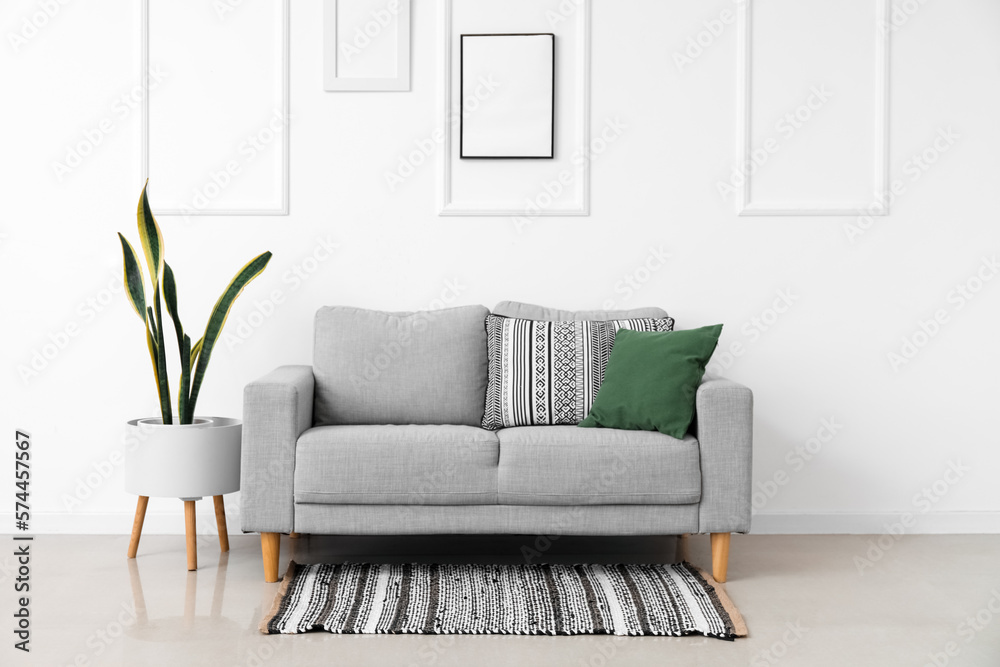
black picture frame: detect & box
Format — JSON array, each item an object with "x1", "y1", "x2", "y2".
[{"x1": 459, "y1": 33, "x2": 556, "y2": 160}]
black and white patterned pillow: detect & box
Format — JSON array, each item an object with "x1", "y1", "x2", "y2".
[{"x1": 482, "y1": 314, "x2": 675, "y2": 430}]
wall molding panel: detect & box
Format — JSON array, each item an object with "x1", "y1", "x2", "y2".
[
  {"x1": 438, "y1": 0, "x2": 591, "y2": 217},
  {"x1": 140, "y1": 0, "x2": 290, "y2": 216},
  {"x1": 736, "y1": 0, "x2": 890, "y2": 217},
  {"x1": 324, "y1": 0, "x2": 411, "y2": 92}
]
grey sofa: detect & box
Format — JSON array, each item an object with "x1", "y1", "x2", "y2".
[{"x1": 241, "y1": 302, "x2": 753, "y2": 583}]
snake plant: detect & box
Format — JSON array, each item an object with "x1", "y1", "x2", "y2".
[{"x1": 118, "y1": 181, "x2": 272, "y2": 424}]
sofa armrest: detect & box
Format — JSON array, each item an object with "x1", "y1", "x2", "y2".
[
  {"x1": 240, "y1": 365, "x2": 314, "y2": 534},
  {"x1": 695, "y1": 376, "x2": 753, "y2": 534}
]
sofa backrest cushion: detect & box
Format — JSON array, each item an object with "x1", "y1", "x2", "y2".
[
  {"x1": 492, "y1": 301, "x2": 669, "y2": 321},
  {"x1": 482, "y1": 313, "x2": 675, "y2": 430},
  {"x1": 313, "y1": 305, "x2": 489, "y2": 426}
]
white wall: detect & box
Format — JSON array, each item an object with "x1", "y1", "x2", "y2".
[{"x1": 2, "y1": 0, "x2": 998, "y2": 535}]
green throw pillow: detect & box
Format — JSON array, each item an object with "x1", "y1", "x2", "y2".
[{"x1": 579, "y1": 324, "x2": 723, "y2": 439}]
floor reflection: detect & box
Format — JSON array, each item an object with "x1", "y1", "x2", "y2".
[{"x1": 124, "y1": 552, "x2": 244, "y2": 646}]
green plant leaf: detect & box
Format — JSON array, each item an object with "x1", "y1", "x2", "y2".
[
  {"x1": 118, "y1": 233, "x2": 147, "y2": 322},
  {"x1": 146, "y1": 306, "x2": 158, "y2": 343},
  {"x1": 190, "y1": 336, "x2": 204, "y2": 370},
  {"x1": 143, "y1": 308, "x2": 164, "y2": 415},
  {"x1": 178, "y1": 334, "x2": 192, "y2": 424},
  {"x1": 136, "y1": 180, "x2": 165, "y2": 286},
  {"x1": 152, "y1": 285, "x2": 172, "y2": 424},
  {"x1": 162, "y1": 263, "x2": 186, "y2": 348},
  {"x1": 187, "y1": 251, "x2": 272, "y2": 414},
  {"x1": 145, "y1": 324, "x2": 160, "y2": 397},
  {"x1": 163, "y1": 263, "x2": 193, "y2": 422}
]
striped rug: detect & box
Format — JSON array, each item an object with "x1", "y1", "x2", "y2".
[{"x1": 260, "y1": 561, "x2": 747, "y2": 639}]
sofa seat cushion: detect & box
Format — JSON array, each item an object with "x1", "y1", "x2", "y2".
[
  {"x1": 295, "y1": 425, "x2": 499, "y2": 505},
  {"x1": 496, "y1": 426, "x2": 700, "y2": 505}
]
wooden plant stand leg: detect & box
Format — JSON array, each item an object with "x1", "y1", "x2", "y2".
[
  {"x1": 127, "y1": 496, "x2": 149, "y2": 559},
  {"x1": 261, "y1": 533, "x2": 281, "y2": 583},
  {"x1": 711, "y1": 532, "x2": 731, "y2": 583},
  {"x1": 213, "y1": 496, "x2": 230, "y2": 553},
  {"x1": 185, "y1": 500, "x2": 198, "y2": 571}
]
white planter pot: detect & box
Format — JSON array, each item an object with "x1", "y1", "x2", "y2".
[{"x1": 124, "y1": 416, "x2": 241, "y2": 498}]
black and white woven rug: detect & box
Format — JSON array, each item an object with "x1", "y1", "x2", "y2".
[{"x1": 261, "y1": 562, "x2": 747, "y2": 639}]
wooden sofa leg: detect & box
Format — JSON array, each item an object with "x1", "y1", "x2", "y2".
[
  {"x1": 261, "y1": 533, "x2": 281, "y2": 583},
  {"x1": 711, "y1": 532, "x2": 731, "y2": 583}
]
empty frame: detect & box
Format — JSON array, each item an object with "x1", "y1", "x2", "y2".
[
  {"x1": 143, "y1": 0, "x2": 289, "y2": 215},
  {"x1": 460, "y1": 33, "x2": 555, "y2": 159},
  {"x1": 736, "y1": 0, "x2": 889, "y2": 216},
  {"x1": 324, "y1": 0, "x2": 411, "y2": 91}
]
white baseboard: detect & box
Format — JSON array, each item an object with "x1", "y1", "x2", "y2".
[
  {"x1": 0, "y1": 509, "x2": 244, "y2": 536},
  {"x1": 2, "y1": 510, "x2": 999, "y2": 535},
  {"x1": 750, "y1": 511, "x2": 1000, "y2": 534}
]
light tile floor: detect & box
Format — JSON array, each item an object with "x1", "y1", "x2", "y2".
[{"x1": 2, "y1": 533, "x2": 998, "y2": 666}]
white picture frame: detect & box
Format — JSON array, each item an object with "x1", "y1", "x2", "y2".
[
  {"x1": 324, "y1": 0, "x2": 411, "y2": 92},
  {"x1": 735, "y1": 0, "x2": 889, "y2": 216},
  {"x1": 141, "y1": 0, "x2": 290, "y2": 216},
  {"x1": 460, "y1": 33, "x2": 555, "y2": 159}
]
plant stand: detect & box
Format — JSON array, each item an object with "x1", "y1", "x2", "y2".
[
  {"x1": 127, "y1": 495, "x2": 231, "y2": 571},
  {"x1": 124, "y1": 416, "x2": 242, "y2": 571}
]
